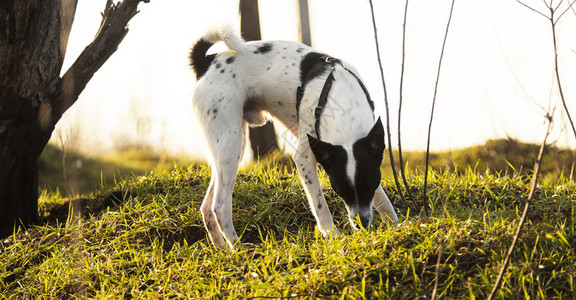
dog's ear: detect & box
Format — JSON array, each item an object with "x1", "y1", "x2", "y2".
[
  {"x1": 359, "y1": 117, "x2": 385, "y2": 159},
  {"x1": 307, "y1": 134, "x2": 340, "y2": 168}
]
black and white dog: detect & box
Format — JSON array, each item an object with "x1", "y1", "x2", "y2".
[{"x1": 189, "y1": 27, "x2": 398, "y2": 250}]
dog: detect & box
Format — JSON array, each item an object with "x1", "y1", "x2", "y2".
[{"x1": 189, "y1": 27, "x2": 398, "y2": 250}]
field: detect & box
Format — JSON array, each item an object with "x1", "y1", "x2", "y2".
[{"x1": 1, "y1": 140, "x2": 575, "y2": 298}]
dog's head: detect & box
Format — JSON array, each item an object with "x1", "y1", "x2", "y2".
[{"x1": 307, "y1": 118, "x2": 385, "y2": 229}]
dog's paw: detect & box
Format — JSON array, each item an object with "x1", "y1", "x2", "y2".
[{"x1": 318, "y1": 225, "x2": 340, "y2": 237}]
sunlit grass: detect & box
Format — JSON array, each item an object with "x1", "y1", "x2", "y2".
[{"x1": 2, "y1": 160, "x2": 575, "y2": 298}]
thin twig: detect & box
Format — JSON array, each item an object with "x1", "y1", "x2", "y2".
[
  {"x1": 489, "y1": 3, "x2": 575, "y2": 295},
  {"x1": 368, "y1": 0, "x2": 408, "y2": 209},
  {"x1": 423, "y1": 0, "x2": 456, "y2": 207},
  {"x1": 549, "y1": 2, "x2": 576, "y2": 139},
  {"x1": 431, "y1": 236, "x2": 443, "y2": 300},
  {"x1": 553, "y1": 0, "x2": 565, "y2": 13},
  {"x1": 516, "y1": 0, "x2": 575, "y2": 140},
  {"x1": 553, "y1": 0, "x2": 576, "y2": 25},
  {"x1": 516, "y1": 0, "x2": 550, "y2": 19},
  {"x1": 396, "y1": 0, "x2": 418, "y2": 211},
  {"x1": 487, "y1": 114, "x2": 553, "y2": 300}
]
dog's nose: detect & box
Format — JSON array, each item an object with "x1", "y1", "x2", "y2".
[
  {"x1": 351, "y1": 213, "x2": 372, "y2": 229},
  {"x1": 347, "y1": 206, "x2": 373, "y2": 230},
  {"x1": 359, "y1": 215, "x2": 371, "y2": 229}
]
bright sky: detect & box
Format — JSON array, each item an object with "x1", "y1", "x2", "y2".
[{"x1": 55, "y1": 0, "x2": 576, "y2": 159}]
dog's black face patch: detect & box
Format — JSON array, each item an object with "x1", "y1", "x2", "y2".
[
  {"x1": 352, "y1": 118, "x2": 385, "y2": 209},
  {"x1": 307, "y1": 135, "x2": 355, "y2": 204},
  {"x1": 308, "y1": 119, "x2": 385, "y2": 227},
  {"x1": 253, "y1": 43, "x2": 273, "y2": 54},
  {"x1": 225, "y1": 56, "x2": 236, "y2": 64},
  {"x1": 352, "y1": 145, "x2": 382, "y2": 208}
]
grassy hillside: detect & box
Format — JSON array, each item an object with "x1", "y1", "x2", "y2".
[
  {"x1": 2, "y1": 160, "x2": 575, "y2": 298},
  {"x1": 385, "y1": 138, "x2": 576, "y2": 179},
  {"x1": 38, "y1": 138, "x2": 576, "y2": 198},
  {"x1": 38, "y1": 144, "x2": 194, "y2": 196}
]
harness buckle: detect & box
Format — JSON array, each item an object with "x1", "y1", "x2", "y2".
[{"x1": 322, "y1": 56, "x2": 339, "y2": 65}]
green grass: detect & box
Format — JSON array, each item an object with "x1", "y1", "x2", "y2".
[
  {"x1": 38, "y1": 138, "x2": 576, "y2": 198},
  {"x1": 38, "y1": 144, "x2": 194, "y2": 196},
  {"x1": 2, "y1": 159, "x2": 575, "y2": 298}
]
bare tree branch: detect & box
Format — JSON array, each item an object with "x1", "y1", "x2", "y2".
[
  {"x1": 48, "y1": 0, "x2": 149, "y2": 129},
  {"x1": 549, "y1": 15, "x2": 576, "y2": 139},
  {"x1": 487, "y1": 113, "x2": 553, "y2": 300},
  {"x1": 423, "y1": 0, "x2": 456, "y2": 205},
  {"x1": 537, "y1": 0, "x2": 576, "y2": 140},
  {"x1": 516, "y1": 0, "x2": 550, "y2": 19},
  {"x1": 553, "y1": 0, "x2": 576, "y2": 24},
  {"x1": 397, "y1": 0, "x2": 418, "y2": 210},
  {"x1": 489, "y1": 1, "x2": 576, "y2": 295},
  {"x1": 367, "y1": 0, "x2": 408, "y2": 209},
  {"x1": 553, "y1": 0, "x2": 565, "y2": 12},
  {"x1": 516, "y1": 0, "x2": 576, "y2": 140}
]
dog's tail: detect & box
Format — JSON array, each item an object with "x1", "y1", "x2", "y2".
[{"x1": 189, "y1": 26, "x2": 247, "y2": 79}]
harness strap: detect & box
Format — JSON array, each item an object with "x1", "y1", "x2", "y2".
[
  {"x1": 315, "y1": 70, "x2": 335, "y2": 137},
  {"x1": 345, "y1": 69, "x2": 375, "y2": 111},
  {"x1": 297, "y1": 55, "x2": 374, "y2": 138}
]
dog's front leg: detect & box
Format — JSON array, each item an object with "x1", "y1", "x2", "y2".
[
  {"x1": 293, "y1": 140, "x2": 340, "y2": 236},
  {"x1": 374, "y1": 185, "x2": 398, "y2": 223}
]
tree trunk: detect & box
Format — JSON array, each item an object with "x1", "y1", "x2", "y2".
[
  {"x1": 0, "y1": 90, "x2": 48, "y2": 237},
  {"x1": 296, "y1": 0, "x2": 312, "y2": 46},
  {"x1": 0, "y1": 0, "x2": 65, "y2": 237},
  {"x1": 0, "y1": 0, "x2": 147, "y2": 238},
  {"x1": 239, "y1": 0, "x2": 278, "y2": 159}
]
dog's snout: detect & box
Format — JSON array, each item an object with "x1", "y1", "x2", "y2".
[
  {"x1": 348, "y1": 210, "x2": 373, "y2": 230},
  {"x1": 359, "y1": 215, "x2": 371, "y2": 229}
]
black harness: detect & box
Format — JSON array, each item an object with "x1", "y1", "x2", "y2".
[{"x1": 296, "y1": 55, "x2": 375, "y2": 138}]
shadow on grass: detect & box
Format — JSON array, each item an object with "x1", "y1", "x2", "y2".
[{"x1": 37, "y1": 145, "x2": 197, "y2": 235}]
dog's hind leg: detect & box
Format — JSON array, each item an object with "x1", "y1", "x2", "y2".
[
  {"x1": 208, "y1": 126, "x2": 245, "y2": 250},
  {"x1": 200, "y1": 128, "x2": 246, "y2": 249},
  {"x1": 194, "y1": 81, "x2": 248, "y2": 249},
  {"x1": 374, "y1": 185, "x2": 398, "y2": 224},
  {"x1": 200, "y1": 176, "x2": 227, "y2": 248}
]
